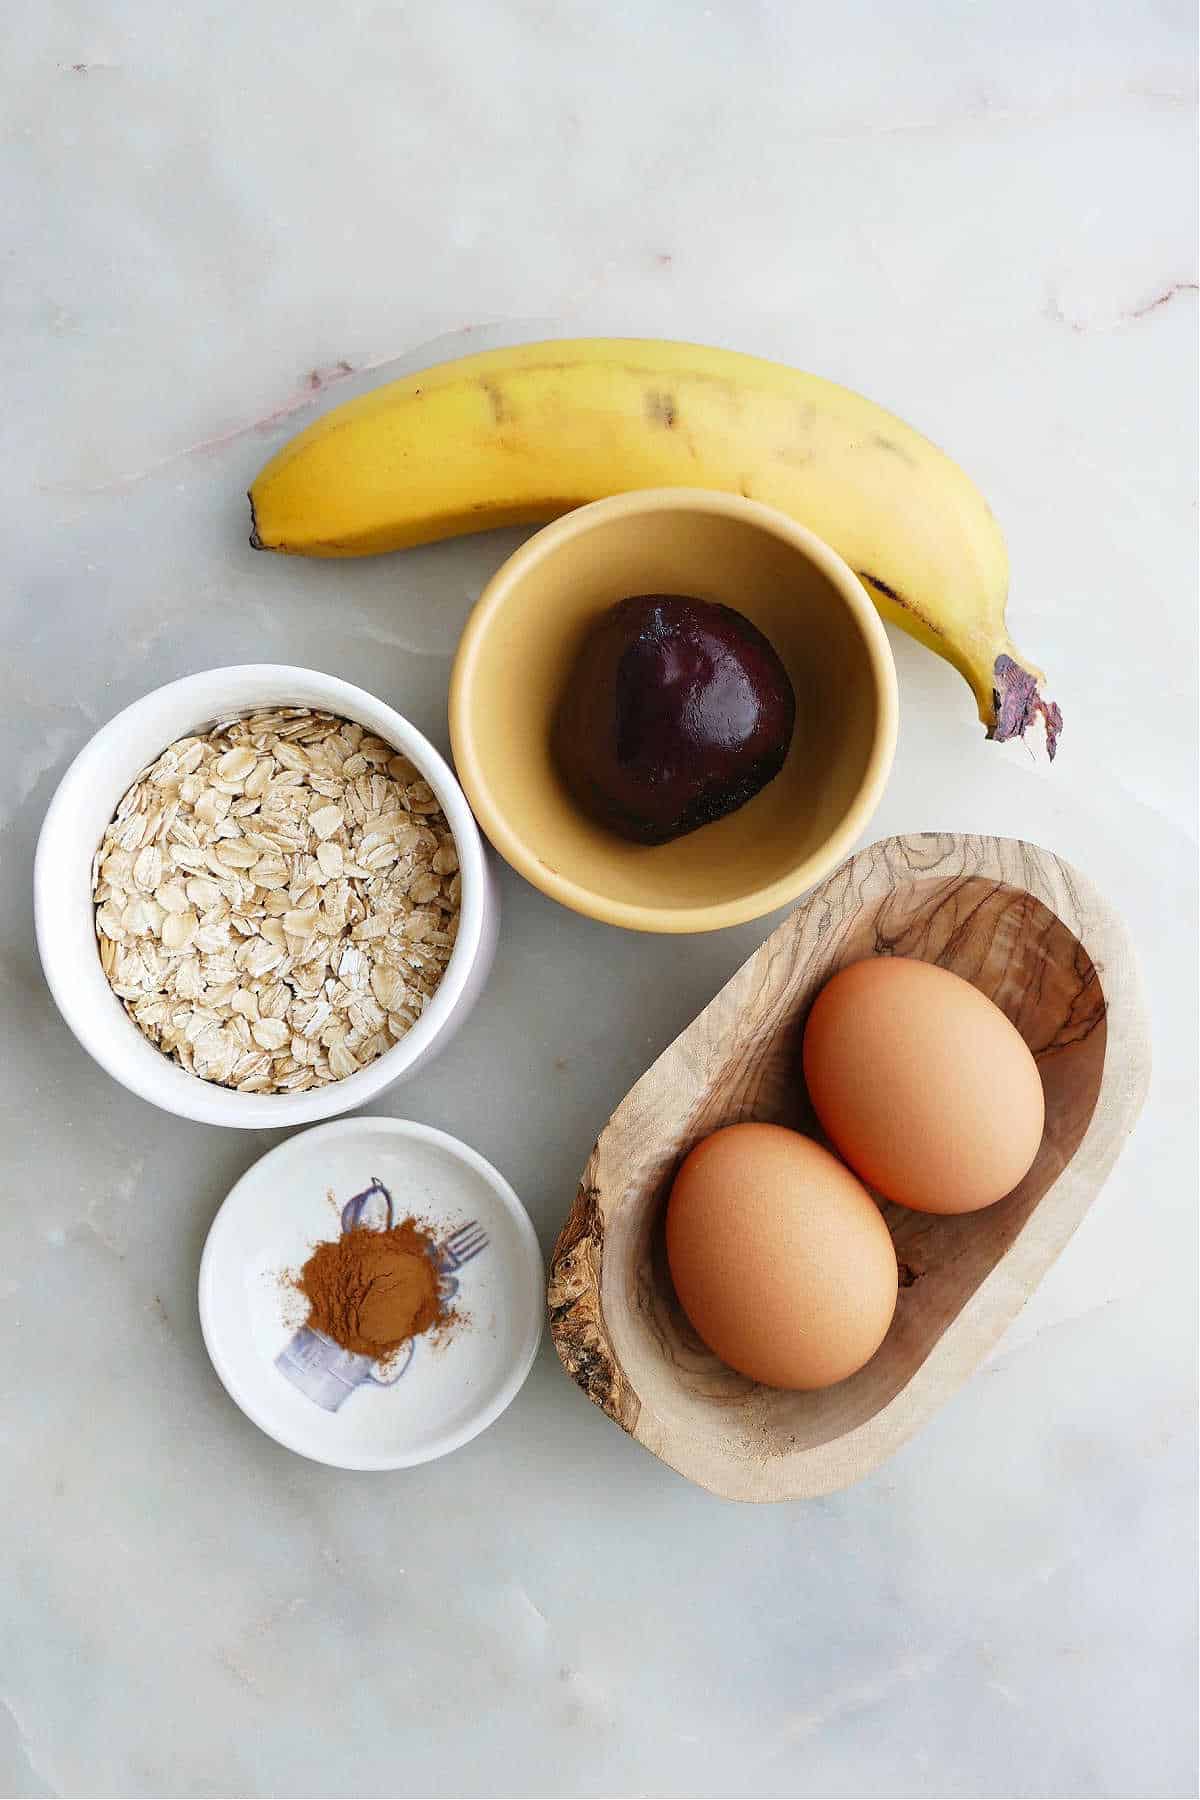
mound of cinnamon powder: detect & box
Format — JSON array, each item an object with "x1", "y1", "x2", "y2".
[{"x1": 294, "y1": 1219, "x2": 445, "y2": 1361}]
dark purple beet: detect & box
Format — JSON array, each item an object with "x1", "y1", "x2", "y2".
[{"x1": 554, "y1": 595, "x2": 795, "y2": 845}]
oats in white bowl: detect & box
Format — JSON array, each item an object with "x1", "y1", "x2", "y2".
[{"x1": 91, "y1": 708, "x2": 460, "y2": 1093}]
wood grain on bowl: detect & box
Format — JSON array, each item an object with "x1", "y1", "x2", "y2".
[{"x1": 547, "y1": 834, "x2": 1150, "y2": 1501}]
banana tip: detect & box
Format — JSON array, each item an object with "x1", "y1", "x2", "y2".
[
  {"x1": 992, "y1": 654, "x2": 1062, "y2": 760},
  {"x1": 247, "y1": 491, "x2": 264, "y2": 551}
]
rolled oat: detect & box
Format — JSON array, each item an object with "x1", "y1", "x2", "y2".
[{"x1": 91, "y1": 709, "x2": 461, "y2": 1092}]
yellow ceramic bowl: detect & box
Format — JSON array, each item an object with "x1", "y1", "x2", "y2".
[{"x1": 449, "y1": 489, "x2": 898, "y2": 933}]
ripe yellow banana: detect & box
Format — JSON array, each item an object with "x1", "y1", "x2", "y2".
[{"x1": 249, "y1": 338, "x2": 1060, "y2": 752}]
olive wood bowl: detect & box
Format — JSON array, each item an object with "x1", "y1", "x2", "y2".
[{"x1": 547, "y1": 833, "x2": 1149, "y2": 1501}]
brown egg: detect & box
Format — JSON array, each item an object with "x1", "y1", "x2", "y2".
[
  {"x1": 665, "y1": 1122, "x2": 898, "y2": 1390},
  {"x1": 802, "y1": 956, "x2": 1045, "y2": 1215}
]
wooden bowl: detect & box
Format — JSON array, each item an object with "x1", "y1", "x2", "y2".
[{"x1": 547, "y1": 833, "x2": 1150, "y2": 1501}]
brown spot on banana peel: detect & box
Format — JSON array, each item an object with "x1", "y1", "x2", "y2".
[
  {"x1": 645, "y1": 390, "x2": 678, "y2": 428},
  {"x1": 856, "y1": 570, "x2": 945, "y2": 639},
  {"x1": 869, "y1": 433, "x2": 918, "y2": 466},
  {"x1": 481, "y1": 380, "x2": 511, "y2": 426}
]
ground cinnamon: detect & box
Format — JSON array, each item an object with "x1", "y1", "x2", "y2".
[{"x1": 294, "y1": 1219, "x2": 445, "y2": 1361}]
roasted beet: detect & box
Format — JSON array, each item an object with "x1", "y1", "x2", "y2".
[{"x1": 554, "y1": 595, "x2": 795, "y2": 845}]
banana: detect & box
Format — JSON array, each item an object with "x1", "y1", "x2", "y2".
[{"x1": 249, "y1": 338, "x2": 1060, "y2": 753}]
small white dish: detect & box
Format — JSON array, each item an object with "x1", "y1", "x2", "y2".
[
  {"x1": 34, "y1": 665, "x2": 498, "y2": 1128},
  {"x1": 198, "y1": 1117, "x2": 544, "y2": 1469}
]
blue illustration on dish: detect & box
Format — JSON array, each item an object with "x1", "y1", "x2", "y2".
[{"x1": 274, "y1": 1178, "x2": 488, "y2": 1414}]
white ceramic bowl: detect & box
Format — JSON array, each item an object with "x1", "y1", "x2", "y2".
[
  {"x1": 34, "y1": 665, "x2": 498, "y2": 1128},
  {"x1": 199, "y1": 1117, "x2": 544, "y2": 1469}
]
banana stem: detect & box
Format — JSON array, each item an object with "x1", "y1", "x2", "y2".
[{"x1": 992, "y1": 654, "x2": 1063, "y2": 759}]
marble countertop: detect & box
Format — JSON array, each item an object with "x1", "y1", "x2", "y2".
[{"x1": 3, "y1": 3, "x2": 1196, "y2": 1795}]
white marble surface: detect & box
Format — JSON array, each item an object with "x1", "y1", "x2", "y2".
[{"x1": 3, "y1": 3, "x2": 1197, "y2": 1795}]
